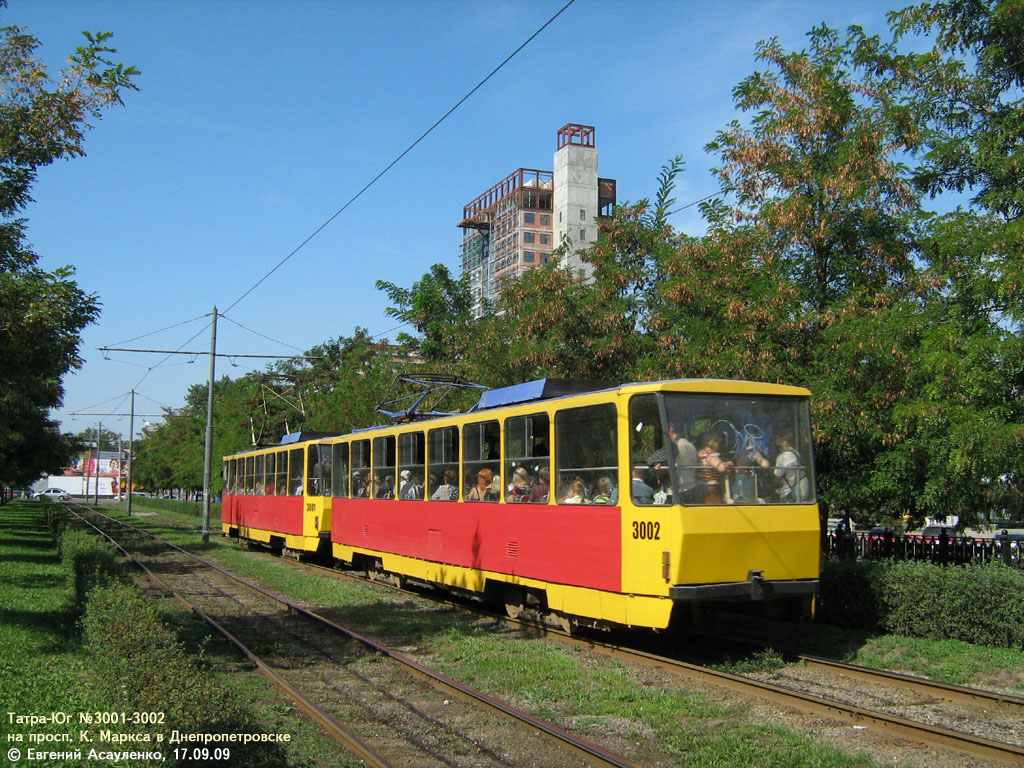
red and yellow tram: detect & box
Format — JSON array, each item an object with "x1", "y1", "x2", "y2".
[{"x1": 222, "y1": 378, "x2": 820, "y2": 630}]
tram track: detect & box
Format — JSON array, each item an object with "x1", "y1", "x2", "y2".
[
  {"x1": 78, "y1": 503, "x2": 1024, "y2": 766},
  {"x1": 62, "y1": 503, "x2": 640, "y2": 768},
  {"x1": 231, "y1": 522, "x2": 1024, "y2": 766}
]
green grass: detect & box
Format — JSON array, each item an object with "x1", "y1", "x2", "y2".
[
  {"x1": 0, "y1": 503, "x2": 90, "y2": 764},
  {"x1": 854, "y1": 635, "x2": 1024, "y2": 690}
]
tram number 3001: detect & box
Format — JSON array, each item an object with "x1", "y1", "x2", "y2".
[{"x1": 631, "y1": 521, "x2": 661, "y2": 540}]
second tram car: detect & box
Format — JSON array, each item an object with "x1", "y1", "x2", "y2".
[{"x1": 222, "y1": 379, "x2": 820, "y2": 630}]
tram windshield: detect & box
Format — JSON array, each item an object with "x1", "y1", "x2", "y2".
[{"x1": 631, "y1": 393, "x2": 815, "y2": 506}]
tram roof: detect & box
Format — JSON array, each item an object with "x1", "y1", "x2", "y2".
[{"x1": 472, "y1": 378, "x2": 618, "y2": 411}]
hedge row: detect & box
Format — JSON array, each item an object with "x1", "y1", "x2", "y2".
[
  {"x1": 818, "y1": 559, "x2": 1024, "y2": 649},
  {"x1": 45, "y1": 507, "x2": 126, "y2": 611},
  {"x1": 82, "y1": 582, "x2": 287, "y2": 766}
]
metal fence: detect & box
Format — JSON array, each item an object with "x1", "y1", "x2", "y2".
[{"x1": 826, "y1": 530, "x2": 1023, "y2": 568}]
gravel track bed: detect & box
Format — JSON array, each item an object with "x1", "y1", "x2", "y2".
[{"x1": 740, "y1": 662, "x2": 1024, "y2": 764}]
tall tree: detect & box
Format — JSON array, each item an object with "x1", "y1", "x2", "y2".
[
  {"x1": 0, "y1": 11, "x2": 138, "y2": 487},
  {"x1": 376, "y1": 264, "x2": 474, "y2": 363}
]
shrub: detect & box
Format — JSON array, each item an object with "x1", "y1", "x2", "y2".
[
  {"x1": 82, "y1": 582, "x2": 289, "y2": 767},
  {"x1": 819, "y1": 559, "x2": 1024, "y2": 649},
  {"x1": 816, "y1": 559, "x2": 883, "y2": 629},
  {"x1": 60, "y1": 529, "x2": 125, "y2": 610},
  {"x1": 45, "y1": 505, "x2": 69, "y2": 546}
]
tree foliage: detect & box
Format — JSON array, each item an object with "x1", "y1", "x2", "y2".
[{"x1": 0, "y1": 12, "x2": 138, "y2": 488}]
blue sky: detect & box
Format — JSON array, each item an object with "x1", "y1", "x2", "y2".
[{"x1": 12, "y1": 0, "x2": 898, "y2": 440}]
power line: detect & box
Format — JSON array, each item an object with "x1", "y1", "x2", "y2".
[
  {"x1": 98, "y1": 346, "x2": 324, "y2": 360},
  {"x1": 107, "y1": 313, "x2": 210, "y2": 347},
  {"x1": 666, "y1": 191, "x2": 720, "y2": 216},
  {"x1": 221, "y1": 0, "x2": 577, "y2": 316},
  {"x1": 220, "y1": 314, "x2": 305, "y2": 352}
]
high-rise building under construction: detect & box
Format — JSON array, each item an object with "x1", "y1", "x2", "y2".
[{"x1": 457, "y1": 124, "x2": 616, "y2": 316}]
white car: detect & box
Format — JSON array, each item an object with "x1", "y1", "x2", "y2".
[{"x1": 36, "y1": 488, "x2": 71, "y2": 501}]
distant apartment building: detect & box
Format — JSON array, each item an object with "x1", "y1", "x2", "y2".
[{"x1": 458, "y1": 124, "x2": 616, "y2": 315}]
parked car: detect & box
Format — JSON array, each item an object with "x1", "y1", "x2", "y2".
[{"x1": 35, "y1": 488, "x2": 70, "y2": 501}]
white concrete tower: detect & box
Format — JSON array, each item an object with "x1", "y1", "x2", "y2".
[{"x1": 553, "y1": 124, "x2": 599, "y2": 280}]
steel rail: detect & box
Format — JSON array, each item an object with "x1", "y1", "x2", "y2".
[
  {"x1": 796, "y1": 654, "x2": 1024, "y2": 713},
  {"x1": 73, "y1": 505, "x2": 639, "y2": 768},
  {"x1": 63, "y1": 503, "x2": 393, "y2": 768}
]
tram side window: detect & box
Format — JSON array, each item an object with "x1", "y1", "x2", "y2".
[
  {"x1": 555, "y1": 404, "x2": 618, "y2": 504},
  {"x1": 629, "y1": 394, "x2": 671, "y2": 506},
  {"x1": 244, "y1": 455, "x2": 255, "y2": 494},
  {"x1": 398, "y1": 432, "x2": 425, "y2": 501},
  {"x1": 274, "y1": 451, "x2": 287, "y2": 496},
  {"x1": 350, "y1": 439, "x2": 370, "y2": 497},
  {"x1": 463, "y1": 420, "x2": 500, "y2": 502},
  {"x1": 226, "y1": 460, "x2": 236, "y2": 494},
  {"x1": 427, "y1": 427, "x2": 459, "y2": 501},
  {"x1": 254, "y1": 454, "x2": 265, "y2": 495},
  {"x1": 265, "y1": 452, "x2": 277, "y2": 495},
  {"x1": 307, "y1": 443, "x2": 332, "y2": 497},
  {"x1": 288, "y1": 448, "x2": 304, "y2": 496},
  {"x1": 372, "y1": 436, "x2": 396, "y2": 499},
  {"x1": 504, "y1": 413, "x2": 550, "y2": 503},
  {"x1": 332, "y1": 443, "x2": 350, "y2": 498}
]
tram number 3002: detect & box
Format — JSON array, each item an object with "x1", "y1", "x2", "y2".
[{"x1": 632, "y1": 521, "x2": 661, "y2": 540}]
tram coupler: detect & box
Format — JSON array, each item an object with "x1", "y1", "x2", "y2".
[{"x1": 747, "y1": 569, "x2": 767, "y2": 601}]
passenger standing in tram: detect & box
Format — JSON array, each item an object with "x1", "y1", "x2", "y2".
[
  {"x1": 773, "y1": 430, "x2": 808, "y2": 501},
  {"x1": 696, "y1": 432, "x2": 733, "y2": 503},
  {"x1": 669, "y1": 423, "x2": 699, "y2": 502}
]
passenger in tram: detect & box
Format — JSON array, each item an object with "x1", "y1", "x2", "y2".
[
  {"x1": 466, "y1": 468, "x2": 495, "y2": 501},
  {"x1": 773, "y1": 430, "x2": 808, "y2": 501},
  {"x1": 668, "y1": 422, "x2": 699, "y2": 502},
  {"x1": 631, "y1": 466, "x2": 655, "y2": 504},
  {"x1": 652, "y1": 465, "x2": 673, "y2": 505},
  {"x1": 352, "y1": 471, "x2": 367, "y2": 497},
  {"x1": 696, "y1": 431, "x2": 733, "y2": 503},
  {"x1": 431, "y1": 469, "x2": 459, "y2": 500},
  {"x1": 403, "y1": 473, "x2": 424, "y2": 500},
  {"x1": 378, "y1": 474, "x2": 396, "y2": 499},
  {"x1": 508, "y1": 466, "x2": 532, "y2": 501},
  {"x1": 560, "y1": 478, "x2": 587, "y2": 504},
  {"x1": 489, "y1": 472, "x2": 503, "y2": 501},
  {"x1": 528, "y1": 466, "x2": 550, "y2": 503},
  {"x1": 398, "y1": 470, "x2": 411, "y2": 499},
  {"x1": 591, "y1": 476, "x2": 616, "y2": 504}
]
